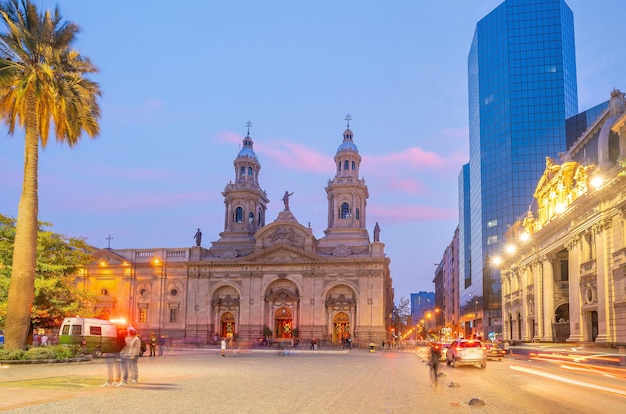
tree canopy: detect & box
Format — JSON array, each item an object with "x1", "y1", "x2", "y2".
[{"x1": 0, "y1": 213, "x2": 97, "y2": 330}]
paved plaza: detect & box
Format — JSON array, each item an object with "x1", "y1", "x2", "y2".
[{"x1": 3, "y1": 346, "x2": 623, "y2": 413}]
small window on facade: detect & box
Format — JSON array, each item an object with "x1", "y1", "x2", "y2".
[
  {"x1": 170, "y1": 288, "x2": 178, "y2": 296},
  {"x1": 352, "y1": 161, "x2": 355, "y2": 170},
  {"x1": 344, "y1": 160, "x2": 349, "y2": 170},
  {"x1": 140, "y1": 288, "x2": 148, "y2": 296},
  {"x1": 487, "y1": 235, "x2": 498, "y2": 245},
  {"x1": 248, "y1": 167, "x2": 253, "y2": 176},
  {"x1": 340, "y1": 202, "x2": 350, "y2": 219},
  {"x1": 249, "y1": 212, "x2": 254, "y2": 223},
  {"x1": 170, "y1": 309, "x2": 178, "y2": 323},
  {"x1": 356, "y1": 208, "x2": 360, "y2": 219},
  {"x1": 235, "y1": 207, "x2": 243, "y2": 223},
  {"x1": 338, "y1": 161, "x2": 341, "y2": 171},
  {"x1": 258, "y1": 209, "x2": 263, "y2": 226},
  {"x1": 487, "y1": 219, "x2": 497, "y2": 228},
  {"x1": 101, "y1": 288, "x2": 109, "y2": 296},
  {"x1": 139, "y1": 308, "x2": 147, "y2": 323},
  {"x1": 240, "y1": 166, "x2": 245, "y2": 176}
]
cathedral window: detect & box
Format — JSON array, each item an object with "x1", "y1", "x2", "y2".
[
  {"x1": 235, "y1": 207, "x2": 243, "y2": 223},
  {"x1": 240, "y1": 166, "x2": 245, "y2": 176},
  {"x1": 338, "y1": 161, "x2": 341, "y2": 171},
  {"x1": 258, "y1": 209, "x2": 263, "y2": 226},
  {"x1": 248, "y1": 167, "x2": 253, "y2": 176},
  {"x1": 352, "y1": 161, "x2": 355, "y2": 170},
  {"x1": 249, "y1": 212, "x2": 254, "y2": 223},
  {"x1": 340, "y1": 202, "x2": 350, "y2": 219},
  {"x1": 356, "y1": 208, "x2": 360, "y2": 219},
  {"x1": 170, "y1": 308, "x2": 178, "y2": 323},
  {"x1": 344, "y1": 160, "x2": 349, "y2": 170}
]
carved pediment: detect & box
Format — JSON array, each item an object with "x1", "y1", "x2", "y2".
[
  {"x1": 90, "y1": 249, "x2": 131, "y2": 266},
  {"x1": 243, "y1": 244, "x2": 321, "y2": 263}
]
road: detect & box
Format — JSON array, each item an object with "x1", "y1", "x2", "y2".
[{"x1": 0, "y1": 347, "x2": 624, "y2": 413}]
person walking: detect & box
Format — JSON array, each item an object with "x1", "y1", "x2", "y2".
[
  {"x1": 149, "y1": 332, "x2": 157, "y2": 357},
  {"x1": 221, "y1": 337, "x2": 227, "y2": 357},
  {"x1": 118, "y1": 328, "x2": 142, "y2": 386},
  {"x1": 429, "y1": 343, "x2": 442, "y2": 387}
]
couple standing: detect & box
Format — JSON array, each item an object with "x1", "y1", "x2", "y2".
[{"x1": 103, "y1": 328, "x2": 142, "y2": 387}]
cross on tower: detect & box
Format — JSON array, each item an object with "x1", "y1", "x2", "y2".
[
  {"x1": 246, "y1": 120, "x2": 253, "y2": 135},
  {"x1": 345, "y1": 113, "x2": 352, "y2": 128},
  {"x1": 105, "y1": 235, "x2": 114, "y2": 249}
]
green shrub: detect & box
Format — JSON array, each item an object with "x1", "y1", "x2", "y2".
[
  {"x1": 53, "y1": 344, "x2": 81, "y2": 359},
  {"x1": 0, "y1": 349, "x2": 9, "y2": 360},
  {"x1": 6, "y1": 349, "x2": 26, "y2": 360},
  {"x1": 24, "y1": 347, "x2": 56, "y2": 360}
]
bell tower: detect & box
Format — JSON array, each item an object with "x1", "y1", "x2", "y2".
[
  {"x1": 319, "y1": 115, "x2": 370, "y2": 250},
  {"x1": 211, "y1": 121, "x2": 269, "y2": 254}
]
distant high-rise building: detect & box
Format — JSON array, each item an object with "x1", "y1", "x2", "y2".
[{"x1": 463, "y1": 0, "x2": 578, "y2": 339}]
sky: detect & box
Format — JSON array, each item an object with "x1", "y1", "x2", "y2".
[{"x1": 1, "y1": 0, "x2": 625, "y2": 303}]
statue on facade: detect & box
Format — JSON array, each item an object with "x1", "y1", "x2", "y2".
[
  {"x1": 374, "y1": 222, "x2": 381, "y2": 242},
  {"x1": 282, "y1": 191, "x2": 294, "y2": 211},
  {"x1": 194, "y1": 228, "x2": 202, "y2": 247}
]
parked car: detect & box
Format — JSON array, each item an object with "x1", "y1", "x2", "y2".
[{"x1": 445, "y1": 339, "x2": 487, "y2": 368}]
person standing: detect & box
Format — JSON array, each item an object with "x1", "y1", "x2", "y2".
[
  {"x1": 102, "y1": 329, "x2": 125, "y2": 386},
  {"x1": 118, "y1": 328, "x2": 142, "y2": 386},
  {"x1": 149, "y1": 332, "x2": 157, "y2": 357},
  {"x1": 221, "y1": 337, "x2": 227, "y2": 357}
]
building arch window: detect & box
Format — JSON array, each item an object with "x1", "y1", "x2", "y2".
[
  {"x1": 344, "y1": 160, "x2": 349, "y2": 170},
  {"x1": 340, "y1": 202, "x2": 350, "y2": 219},
  {"x1": 338, "y1": 161, "x2": 341, "y2": 171},
  {"x1": 355, "y1": 208, "x2": 360, "y2": 219},
  {"x1": 249, "y1": 212, "x2": 254, "y2": 223},
  {"x1": 258, "y1": 209, "x2": 263, "y2": 226},
  {"x1": 235, "y1": 207, "x2": 243, "y2": 223},
  {"x1": 240, "y1": 166, "x2": 245, "y2": 176},
  {"x1": 352, "y1": 161, "x2": 355, "y2": 170},
  {"x1": 248, "y1": 167, "x2": 253, "y2": 176}
]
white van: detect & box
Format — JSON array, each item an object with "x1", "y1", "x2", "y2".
[{"x1": 59, "y1": 317, "x2": 132, "y2": 357}]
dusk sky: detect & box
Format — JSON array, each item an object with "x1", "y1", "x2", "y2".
[{"x1": 1, "y1": 1, "x2": 625, "y2": 302}]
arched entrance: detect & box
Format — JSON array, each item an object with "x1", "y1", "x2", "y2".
[
  {"x1": 332, "y1": 312, "x2": 350, "y2": 344},
  {"x1": 274, "y1": 307, "x2": 293, "y2": 339},
  {"x1": 220, "y1": 311, "x2": 236, "y2": 339}
]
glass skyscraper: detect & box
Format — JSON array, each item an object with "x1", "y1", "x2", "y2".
[{"x1": 463, "y1": 0, "x2": 578, "y2": 338}]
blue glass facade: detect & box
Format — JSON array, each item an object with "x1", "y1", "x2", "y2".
[
  {"x1": 457, "y1": 164, "x2": 471, "y2": 290},
  {"x1": 465, "y1": 0, "x2": 578, "y2": 325}
]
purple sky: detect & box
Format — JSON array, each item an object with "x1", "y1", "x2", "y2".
[{"x1": 1, "y1": 1, "x2": 625, "y2": 302}]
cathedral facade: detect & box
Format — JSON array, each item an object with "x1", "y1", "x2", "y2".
[{"x1": 82, "y1": 122, "x2": 393, "y2": 348}]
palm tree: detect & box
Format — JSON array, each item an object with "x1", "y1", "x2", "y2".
[{"x1": 0, "y1": 0, "x2": 100, "y2": 350}]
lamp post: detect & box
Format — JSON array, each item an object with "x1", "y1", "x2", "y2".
[{"x1": 473, "y1": 297, "x2": 478, "y2": 339}]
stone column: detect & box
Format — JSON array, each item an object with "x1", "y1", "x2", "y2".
[
  {"x1": 541, "y1": 255, "x2": 555, "y2": 341},
  {"x1": 566, "y1": 236, "x2": 584, "y2": 342},
  {"x1": 593, "y1": 219, "x2": 611, "y2": 344}
]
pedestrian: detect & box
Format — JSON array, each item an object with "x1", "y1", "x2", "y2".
[
  {"x1": 158, "y1": 335, "x2": 165, "y2": 356},
  {"x1": 149, "y1": 332, "x2": 157, "y2": 357},
  {"x1": 221, "y1": 337, "x2": 227, "y2": 357},
  {"x1": 118, "y1": 328, "x2": 142, "y2": 386},
  {"x1": 32, "y1": 332, "x2": 40, "y2": 347},
  {"x1": 40, "y1": 332, "x2": 49, "y2": 347}
]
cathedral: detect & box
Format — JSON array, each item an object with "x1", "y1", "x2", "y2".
[{"x1": 83, "y1": 120, "x2": 394, "y2": 348}]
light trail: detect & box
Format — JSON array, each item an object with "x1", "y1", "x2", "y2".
[{"x1": 510, "y1": 365, "x2": 626, "y2": 397}]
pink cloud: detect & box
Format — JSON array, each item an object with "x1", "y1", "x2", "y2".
[
  {"x1": 216, "y1": 131, "x2": 243, "y2": 144},
  {"x1": 385, "y1": 178, "x2": 424, "y2": 194},
  {"x1": 258, "y1": 141, "x2": 334, "y2": 173},
  {"x1": 363, "y1": 147, "x2": 445, "y2": 169}
]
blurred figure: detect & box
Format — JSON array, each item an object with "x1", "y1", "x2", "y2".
[
  {"x1": 221, "y1": 337, "x2": 227, "y2": 357},
  {"x1": 118, "y1": 328, "x2": 141, "y2": 386},
  {"x1": 149, "y1": 332, "x2": 157, "y2": 357}
]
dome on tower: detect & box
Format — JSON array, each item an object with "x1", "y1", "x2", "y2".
[
  {"x1": 238, "y1": 134, "x2": 258, "y2": 161},
  {"x1": 337, "y1": 128, "x2": 359, "y2": 153}
]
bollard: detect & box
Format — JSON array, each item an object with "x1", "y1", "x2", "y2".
[{"x1": 369, "y1": 343, "x2": 376, "y2": 353}]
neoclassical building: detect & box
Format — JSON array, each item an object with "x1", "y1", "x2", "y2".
[
  {"x1": 499, "y1": 90, "x2": 626, "y2": 346},
  {"x1": 81, "y1": 121, "x2": 393, "y2": 347}
]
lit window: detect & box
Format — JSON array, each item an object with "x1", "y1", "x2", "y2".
[
  {"x1": 139, "y1": 308, "x2": 147, "y2": 323},
  {"x1": 487, "y1": 219, "x2": 498, "y2": 228},
  {"x1": 487, "y1": 235, "x2": 498, "y2": 245}
]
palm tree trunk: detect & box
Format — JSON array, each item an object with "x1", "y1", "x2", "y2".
[{"x1": 4, "y1": 91, "x2": 39, "y2": 351}]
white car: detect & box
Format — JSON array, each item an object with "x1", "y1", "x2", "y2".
[{"x1": 445, "y1": 339, "x2": 487, "y2": 368}]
